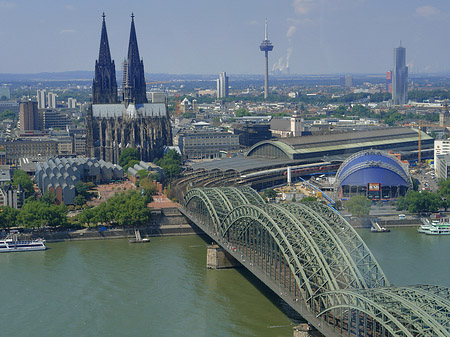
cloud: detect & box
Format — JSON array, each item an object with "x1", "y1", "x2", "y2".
[
  {"x1": 293, "y1": 0, "x2": 316, "y2": 15},
  {"x1": 60, "y1": 29, "x2": 77, "y2": 34},
  {"x1": 64, "y1": 4, "x2": 75, "y2": 11},
  {"x1": 287, "y1": 25, "x2": 297, "y2": 38},
  {"x1": 0, "y1": 1, "x2": 16, "y2": 9},
  {"x1": 415, "y1": 6, "x2": 439, "y2": 17}
]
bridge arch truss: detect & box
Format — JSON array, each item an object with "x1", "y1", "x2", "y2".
[{"x1": 183, "y1": 187, "x2": 450, "y2": 336}]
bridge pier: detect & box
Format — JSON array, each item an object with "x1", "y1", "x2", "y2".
[
  {"x1": 293, "y1": 323, "x2": 324, "y2": 337},
  {"x1": 207, "y1": 244, "x2": 240, "y2": 269}
]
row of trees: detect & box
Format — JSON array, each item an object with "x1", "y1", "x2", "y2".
[
  {"x1": 0, "y1": 192, "x2": 68, "y2": 229},
  {"x1": 76, "y1": 190, "x2": 151, "y2": 227}
]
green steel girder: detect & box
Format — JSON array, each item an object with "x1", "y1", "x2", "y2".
[
  {"x1": 222, "y1": 204, "x2": 314, "y2": 300},
  {"x1": 357, "y1": 288, "x2": 450, "y2": 336},
  {"x1": 282, "y1": 203, "x2": 366, "y2": 290},
  {"x1": 314, "y1": 290, "x2": 414, "y2": 337},
  {"x1": 221, "y1": 203, "x2": 343, "y2": 305},
  {"x1": 384, "y1": 287, "x2": 450, "y2": 331},
  {"x1": 184, "y1": 188, "x2": 221, "y2": 233},
  {"x1": 238, "y1": 185, "x2": 266, "y2": 205},
  {"x1": 183, "y1": 187, "x2": 450, "y2": 337},
  {"x1": 305, "y1": 202, "x2": 389, "y2": 288}
]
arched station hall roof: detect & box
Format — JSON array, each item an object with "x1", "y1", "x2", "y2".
[{"x1": 335, "y1": 149, "x2": 412, "y2": 188}]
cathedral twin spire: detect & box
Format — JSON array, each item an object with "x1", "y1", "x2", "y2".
[{"x1": 93, "y1": 13, "x2": 147, "y2": 105}]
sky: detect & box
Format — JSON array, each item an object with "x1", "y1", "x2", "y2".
[{"x1": 0, "y1": 0, "x2": 449, "y2": 75}]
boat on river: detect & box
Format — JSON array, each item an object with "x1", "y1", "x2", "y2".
[
  {"x1": 418, "y1": 219, "x2": 450, "y2": 235},
  {"x1": 0, "y1": 231, "x2": 46, "y2": 252}
]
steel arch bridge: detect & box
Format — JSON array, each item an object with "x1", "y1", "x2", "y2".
[{"x1": 182, "y1": 187, "x2": 450, "y2": 337}]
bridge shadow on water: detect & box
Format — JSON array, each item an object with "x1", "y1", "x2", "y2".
[{"x1": 196, "y1": 233, "x2": 305, "y2": 326}]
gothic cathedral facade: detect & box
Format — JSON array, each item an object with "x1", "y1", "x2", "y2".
[{"x1": 86, "y1": 14, "x2": 172, "y2": 164}]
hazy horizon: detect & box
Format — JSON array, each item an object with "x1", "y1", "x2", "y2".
[{"x1": 1, "y1": 0, "x2": 449, "y2": 75}]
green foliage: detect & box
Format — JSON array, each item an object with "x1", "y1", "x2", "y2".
[
  {"x1": 263, "y1": 189, "x2": 277, "y2": 200},
  {"x1": 75, "y1": 182, "x2": 90, "y2": 199},
  {"x1": 396, "y1": 190, "x2": 441, "y2": 214},
  {"x1": 41, "y1": 190, "x2": 57, "y2": 205},
  {"x1": 154, "y1": 150, "x2": 182, "y2": 181},
  {"x1": 12, "y1": 169, "x2": 34, "y2": 197},
  {"x1": 0, "y1": 206, "x2": 19, "y2": 228},
  {"x1": 17, "y1": 199, "x2": 68, "y2": 228},
  {"x1": 77, "y1": 190, "x2": 151, "y2": 227},
  {"x1": 119, "y1": 148, "x2": 139, "y2": 168},
  {"x1": 74, "y1": 195, "x2": 87, "y2": 207},
  {"x1": 139, "y1": 177, "x2": 157, "y2": 202},
  {"x1": 123, "y1": 159, "x2": 140, "y2": 172},
  {"x1": 351, "y1": 104, "x2": 371, "y2": 117},
  {"x1": 235, "y1": 108, "x2": 250, "y2": 117},
  {"x1": 346, "y1": 195, "x2": 372, "y2": 217},
  {"x1": 300, "y1": 196, "x2": 317, "y2": 202},
  {"x1": 0, "y1": 109, "x2": 16, "y2": 121},
  {"x1": 137, "y1": 169, "x2": 149, "y2": 178}
]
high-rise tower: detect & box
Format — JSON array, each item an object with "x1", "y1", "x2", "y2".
[
  {"x1": 259, "y1": 18, "x2": 273, "y2": 99},
  {"x1": 92, "y1": 13, "x2": 118, "y2": 104},
  {"x1": 392, "y1": 44, "x2": 408, "y2": 105},
  {"x1": 122, "y1": 13, "x2": 148, "y2": 106},
  {"x1": 217, "y1": 72, "x2": 229, "y2": 98}
]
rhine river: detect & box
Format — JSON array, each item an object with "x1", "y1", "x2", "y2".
[{"x1": 1, "y1": 228, "x2": 449, "y2": 337}]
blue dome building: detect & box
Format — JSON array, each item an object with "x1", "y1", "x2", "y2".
[{"x1": 335, "y1": 150, "x2": 412, "y2": 200}]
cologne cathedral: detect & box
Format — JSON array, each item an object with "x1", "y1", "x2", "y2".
[{"x1": 86, "y1": 14, "x2": 172, "y2": 164}]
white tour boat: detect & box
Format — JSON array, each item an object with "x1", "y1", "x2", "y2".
[
  {"x1": 418, "y1": 219, "x2": 450, "y2": 235},
  {"x1": 0, "y1": 231, "x2": 47, "y2": 252}
]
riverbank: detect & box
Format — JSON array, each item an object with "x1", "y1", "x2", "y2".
[{"x1": 26, "y1": 207, "x2": 204, "y2": 243}]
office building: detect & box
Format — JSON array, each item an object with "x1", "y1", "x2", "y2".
[
  {"x1": 47, "y1": 92, "x2": 57, "y2": 108},
  {"x1": 217, "y1": 72, "x2": 229, "y2": 98},
  {"x1": 67, "y1": 98, "x2": 77, "y2": 109},
  {"x1": 19, "y1": 100, "x2": 38, "y2": 131},
  {"x1": 392, "y1": 45, "x2": 408, "y2": 105},
  {"x1": 37, "y1": 89, "x2": 47, "y2": 109}
]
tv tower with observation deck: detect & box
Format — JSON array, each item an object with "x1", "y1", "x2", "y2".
[{"x1": 259, "y1": 18, "x2": 274, "y2": 99}]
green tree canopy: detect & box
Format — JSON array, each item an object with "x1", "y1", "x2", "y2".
[
  {"x1": 119, "y1": 148, "x2": 139, "y2": 168},
  {"x1": 17, "y1": 199, "x2": 68, "y2": 229},
  {"x1": 0, "y1": 206, "x2": 19, "y2": 229},
  {"x1": 12, "y1": 169, "x2": 34, "y2": 197},
  {"x1": 263, "y1": 189, "x2": 277, "y2": 200},
  {"x1": 396, "y1": 190, "x2": 441, "y2": 214},
  {"x1": 154, "y1": 150, "x2": 182, "y2": 181},
  {"x1": 346, "y1": 195, "x2": 372, "y2": 217}
]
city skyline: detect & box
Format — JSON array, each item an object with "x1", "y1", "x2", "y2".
[{"x1": 0, "y1": 0, "x2": 450, "y2": 75}]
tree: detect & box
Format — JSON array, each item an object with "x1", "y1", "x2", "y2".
[
  {"x1": 346, "y1": 195, "x2": 372, "y2": 217},
  {"x1": 75, "y1": 182, "x2": 90, "y2": 199},
  {"x1": 74, "y1": 195, "x2": 87, "y2": 207},
  {"x1": 119, "y1": 148, "x2": 139, "y2": 168},
  {"x1": 263, "y1": 189, "x2": 277, "y2": 200},
  {"x1": 154, "y1": 150, "x2": 182, "y2": 181},
  {"x1": 12, "y1": 169, "x2": 34, "y2": 197},
  {"x1": 123, "y1": 159, "x2": 140, "y2": 172},
  {"x1": 235, "y1": 108, "x2": 250, "y2": 117},
  {"x1": 300, "y1": 196, "x2": 317, "y2": 202},
  {"x1": 0, "y1": 206, "x2": 19, "y2": 228},
  {"x1": 41, "y1": 190, "x2": 57, "y2": 205}
]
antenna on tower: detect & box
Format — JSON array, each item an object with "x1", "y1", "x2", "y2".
[{"x1": 265, "y1": 18, "x2": 268, "y2": 40}]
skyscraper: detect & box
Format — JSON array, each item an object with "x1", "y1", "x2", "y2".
[
  {"x1": 47, "y1": 92, "x2": 57, "y2": 109},
  {"x1": 217, "y1": 72, "x2": 229, "y2": 98},
  {"x1": 86, "y1": 14, "x2": 172, "y2": 164},
  {"x1": 392, "y1": 45, "x2": 408, "y2": 105},
  {"x1": 37, "y1": 89, "x2": 46, "y2": 109},
  {"x1": 259, "y1": 18, "x2": 273, "y2": 99},
  {"x1": 19, "y1": 100, "x2": 38, "y2": 131}
]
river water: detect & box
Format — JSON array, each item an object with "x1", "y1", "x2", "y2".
[{"x1": 1, "y1": 228, "x2": 449, "y2": 337}]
